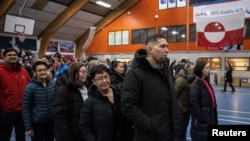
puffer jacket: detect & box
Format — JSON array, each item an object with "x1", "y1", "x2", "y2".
[
  {"x1": 189, "y1": 76, "x2": 218, "y2": 141},
  {"x1": 22, "y1": 76, "x2": 57, "y2": 130}
]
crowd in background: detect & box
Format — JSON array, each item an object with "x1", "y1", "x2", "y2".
[{"x1": 0, "y1": 34, "x2": 226, "y2": 141}]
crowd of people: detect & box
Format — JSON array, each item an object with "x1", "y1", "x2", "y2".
[{"x1": 0, "y1": 34, "x2": 234, "y2": 141}]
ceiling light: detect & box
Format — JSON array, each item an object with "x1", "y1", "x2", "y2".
[{"x1": 96, "y1": 0, "x2": 111, "y2": 8}]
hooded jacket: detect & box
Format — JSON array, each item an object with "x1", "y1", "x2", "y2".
[
  {"x1": 0, "y1": 62, "x2": 30, "y2": 112},
  {"x1": 121, "y1": 49, "x2": 182, "y2": 141}
]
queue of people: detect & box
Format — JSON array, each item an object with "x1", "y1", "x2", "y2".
[{"x1": 0, "y1": 34, "x2": 224, "y2": 141}]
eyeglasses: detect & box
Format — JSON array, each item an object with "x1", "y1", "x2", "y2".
[
  {"x1": 36, "y1": 69, "x2": 47, "y2": 73},
  {"x1": 80, "y1": 71, "x2": 87, "y2": 74},
  {"x1": 6, "y1": 54, "x2": 17, "y2": 57},
  {"x1": 94, "y1": 75, "x2": 110, "y2": 81}
]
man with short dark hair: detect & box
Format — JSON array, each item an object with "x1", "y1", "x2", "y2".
[
  {"x1": 121, "y1": 34, "x2": 182, "y2": 141},
  {"x1": 0, "y1": 48, "x2": 31, "y2": 141}
]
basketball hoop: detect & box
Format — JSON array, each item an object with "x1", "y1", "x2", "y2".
[{"x1": 17, "y1": 32, "x2": 26, "y2": 43}]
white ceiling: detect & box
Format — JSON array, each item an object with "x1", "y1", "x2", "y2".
[{"x1": 0, "y1": 0, "x2": 126, "y2": 41}]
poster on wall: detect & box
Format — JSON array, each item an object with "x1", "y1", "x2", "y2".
[
  {"x1": 168, "y1": 0, "x2": 176, "y2": 8},
  {"x1": 62, "y1": 54, "x2": 75, "y2": 62},
  {"x1": 59, "y1": 42, "x2": 75, "y2": 53},
  {"x1": 159, "y1": 0, "x2": 168, "y2": 10},
  {"x1": 177, "y1": 0, "x2": 186, "y2": 7},
  {"x1": 47, "y1": 41, "x2": 58, "y2": 52}
]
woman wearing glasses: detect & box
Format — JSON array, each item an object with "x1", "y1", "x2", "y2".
[
  {"x1": 79, "y1": 64, "x2": 130, "y2": 141},
  {"x1": 54, "y1": 62, "x2": 88, "y2": 141}
]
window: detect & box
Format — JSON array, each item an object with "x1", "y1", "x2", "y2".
[
  {"x1": 158, "y1": 27, "x2": 168, "y2": 39},
  {"x1": 225, "y1": 58, "x2": 250, "y2": 71},
  {"x1": 108, "y1": 30, "x2": 129, "y2": 46},
  {"x1": 189, "y1": 24, "x2": 196, "y2": 42},
  {"x1": 132, "y1": 28, "x2": 155, "y2": 44},
  {"x1": 244, "y1": 19, "x2": 250, "y2": 39},
  {"x1": 167, "y1": 27, "x2": 177, "y2": 42},
  {"x1": 198, "y1": 57, "x2": 221, "y2": 71},
  {"x1": 176, "y1": 26, "x2": 186, "y2": 42},
  {"x1": 158, "y1": 25, "x2": 186, "y2": 43}
]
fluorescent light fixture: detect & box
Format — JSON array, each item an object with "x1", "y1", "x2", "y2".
[{"x1": 96, "y1": 0, "x2": 111, "y2": 8}]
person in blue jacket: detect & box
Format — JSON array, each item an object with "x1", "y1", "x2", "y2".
[{"x1": 22, "y1": 61, "x2": 57, "y2": 141}]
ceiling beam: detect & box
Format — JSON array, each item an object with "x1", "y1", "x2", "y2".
[
  {"x1": 75, "y1": 0, "x2": 140, "y2": 59},
  {"x1": 38, "y1": 0, "x2": 88, "y2": 58},
  {"x1": 31, "y1": 0, "x2": 49, "y2": 10},
  {"x1": 0, "y1": 0, "x2": 15, "y2": 20}
]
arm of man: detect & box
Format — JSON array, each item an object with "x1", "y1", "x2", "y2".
[{"x1": 121, "y1": 69, "x2": 153, "y2": 133}]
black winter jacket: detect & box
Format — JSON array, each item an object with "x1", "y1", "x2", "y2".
[
  {"x1": 54, "y1": 73, "x2": 85, "y2": 141},
  {"x1": 79, "y1": 84, "x2": 130, "y2": 141},
  {"x1": 189, "y1": 76, "x2": 218, "y2": 141},
  {"x1": 121, "y1": 54, "x2": 182, "y2": 141}
]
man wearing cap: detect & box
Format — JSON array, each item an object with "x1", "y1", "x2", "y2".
[{"x1": 0, "y1": 48, "x2": 31, "y2": 141}]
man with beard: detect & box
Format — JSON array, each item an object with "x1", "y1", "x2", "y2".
[
  {"x1": 0, "y1": 48, "x2": 31, "y2": 141},
  {"x1": 121, "y1": 34, "x2": 182, "y2": 141}
]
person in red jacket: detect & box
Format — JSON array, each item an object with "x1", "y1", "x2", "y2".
[{"x1": 0, "y1": 48, "x2": 31, "y2": 141}]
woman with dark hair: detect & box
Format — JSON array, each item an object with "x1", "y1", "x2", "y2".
[
  {"x1": 189, "y1": 60, "x2": 218, "y2": 141},
  {"x1": 222, "y1": 64, "x2": 235, "y2": 92},
  {"x1": 54, "y1": 62, "x2": 88, "y2": 141},
  {"x1": 79, "y1": 64, "x2": 130, "y2": 141},
  {"x1": 110, "y1": 61, "x2": 125, "y2": 90}
]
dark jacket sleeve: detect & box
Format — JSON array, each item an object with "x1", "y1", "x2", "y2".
[
  {"x1": 79, "y1": 98, "x2": 96, "y2": 141},
  {"x1": 190, "y1": 83, "x2": 202, "y2": 119},
  {"x1": 22, "y1": 83, "x2": 34, "y2": 131},
  {"x1": 121, "y1": 69, "x2": 153, "y2": 133},
  {"x1": 54, "y1": 86, "x2": 73, "y2": 141}
]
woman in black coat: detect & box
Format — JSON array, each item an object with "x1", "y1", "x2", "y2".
[
  {"x1": 189, "y1": 60, "x2": 218, "y2": 141},
  {"x1": 79, "y1": 64, "x2": 130, "y2": 141},
  {"x1": 222, "y1": 64, "x2": 235, "y2": 92},
  {"x1": 54, "y1": 63, "x2": 88, "y2": 141}
]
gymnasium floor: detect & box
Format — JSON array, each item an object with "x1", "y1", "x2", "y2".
[{"x1": 10, "y1": 84, "x2": 250, "y2": 141}]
